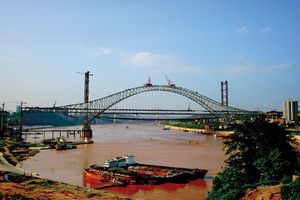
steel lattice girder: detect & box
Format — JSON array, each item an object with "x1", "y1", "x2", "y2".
[{"x1": 55, "y1": 85, "x2": 259, "y2": 123}]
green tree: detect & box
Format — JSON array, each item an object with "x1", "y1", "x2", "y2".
[
  {"x1": 206, "y1": 167, "x2": 246, "y2": 200},
  {"x1": 206, "y1": 117, "x2": 299, "y2": 200},
  {"x1": 254, "y1": 148, "x2": 289, "y2": 182},
  {"x1": 224, "y1": 118, "x2": 298, "y2": 182},
  {"x1": 280, "y1": 177, "x2": 300, "y2": 200}
]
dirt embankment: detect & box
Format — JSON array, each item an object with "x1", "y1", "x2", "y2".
[
  {"x1": 2, "y1": 137, "x2": 40, "y2": 165},
  {"x1": 241, "y1": 184, "x2": 281, "y2": 200},
  {"x1": 0, "y1": 172, "x2": 127, "y2": 200}
]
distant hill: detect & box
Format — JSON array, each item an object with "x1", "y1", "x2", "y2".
[
  {"x1": 23, "y1": 112, "x2": 116, "y2": 126},
  {"x1": 23, "y1": 112, "x2": 79, "y2": 126}
]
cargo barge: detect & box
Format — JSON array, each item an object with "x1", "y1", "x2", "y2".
[{"x1": 84, "y1": 155, "x2": 208, "y2": 188}]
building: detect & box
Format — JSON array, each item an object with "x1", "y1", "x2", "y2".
[
  {"x1": 265, "y1": 110, "x2": 283, "y2": 119},
  {"x1": 265, "y1": 110, "x2": 284, "y2": 124},
  {"x1": 0, "y1": 111, "x2": 8, "y2": 136},
  {"x1": 283, "y1": 99, "x2": 298, "y2": 123},
  {"x1": 16, "y1": 105, "x2": 21, "y2": 113}
]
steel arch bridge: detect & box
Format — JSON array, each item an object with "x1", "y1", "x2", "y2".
[{"x1": 24, "y1": 85, "x2": 258, "y2": 124}]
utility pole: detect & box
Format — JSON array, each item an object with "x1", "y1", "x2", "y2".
[
  {"x1": 0, "y1": 102, "x2": 4, "y2": 135},
  {"x1": 19, "y1": 101, "x2": 27, "y2": 138}
]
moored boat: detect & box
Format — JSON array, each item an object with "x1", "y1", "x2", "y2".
[
  {"x1": 55, "y1": 142, "x2": 77, "y2": 150},
  {"x1": 84, "y1": 155, "x2": 208, "y2": 187}
]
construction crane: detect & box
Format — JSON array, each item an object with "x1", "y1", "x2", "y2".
[
  {"x1": 165, "y1": 75, "x2": 175, "y2": 87},
  {"x1": 144, "y1": 76, "x2": 153, "y2": 87}
]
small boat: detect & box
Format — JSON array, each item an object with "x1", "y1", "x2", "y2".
[{"x1": 55, "y1": 142, "x2": 77, "y2": 150}]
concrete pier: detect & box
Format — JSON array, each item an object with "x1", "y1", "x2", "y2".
[
  {"x1": 81, "y1": 124, "x2": 93, "y2": 138},
  {"x1": 23, "y1": 129, "x2": 82, "y2": 140}
]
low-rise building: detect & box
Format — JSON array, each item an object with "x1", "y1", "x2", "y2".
[
  {"x1": 265, "y1": 110, "x2": 283, "y2": 119},
  {"x1": 269, "y1": 118, "x2": 285, "y2": 124},
  {"x1": 265, "y1": 110, "x2": 284, "y2": 124}
]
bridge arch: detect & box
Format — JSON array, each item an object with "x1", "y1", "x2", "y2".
[{"x1": 63, "y1": 85, "x2": 247, "y2": 123}]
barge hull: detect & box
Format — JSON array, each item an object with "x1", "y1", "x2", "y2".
[{"x1": 84, "y1": 163, "x2": 208, "y2": 187}]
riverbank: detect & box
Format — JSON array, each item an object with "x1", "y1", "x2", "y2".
[
  {"x1": 1, "y1": 137, "x2": 40, "y2": 168},
  {"x1": 0, "y1": 171, "x2": 126, "y2": 200},
  {"x1": 160, "y1": 123, "x2": 300, "y2": 200},
  {"x1": 160, "y1": 124, "x2": 234, "y2": 137},
  {"x1": 0, "y1": 136, "x2": 127, "y2": 200},
  {"x1": 160, "y1": 124, "x2": 300, "y2": 142}
]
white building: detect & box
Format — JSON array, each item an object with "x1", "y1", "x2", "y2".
[
  {"x1": 283, "y1": 99, "x2": 298, "y2": 123},
  {"x1": 16, "y1": 106, "x2": 21, "y2": 113}
]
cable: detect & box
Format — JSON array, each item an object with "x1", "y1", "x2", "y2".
[{"x1": 38, "y1": 82, "x2": 82, "y2": 107}]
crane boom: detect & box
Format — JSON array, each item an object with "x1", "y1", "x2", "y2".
[{"x1": 165, "y1": 75, "x2": 175, "y2": 87}]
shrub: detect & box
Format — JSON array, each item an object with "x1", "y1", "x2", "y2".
[
  {"x1": 206, "y1": 167, "x2": 246, "y2": 200},
  {"x1": 280, "y1": 177, "x2": 300, "y2": 200}
]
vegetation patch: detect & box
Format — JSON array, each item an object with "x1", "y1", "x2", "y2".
[
  {"x1": 280, "y1": 177, "x2": 300, "y2": 200},
  {"x1": 206, "y1": 117, "x2": 300, "y2": 200}
]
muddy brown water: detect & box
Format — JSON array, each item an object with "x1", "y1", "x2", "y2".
[{"x1": 21, "y1": 123, "x2": 226, "y2": 200}]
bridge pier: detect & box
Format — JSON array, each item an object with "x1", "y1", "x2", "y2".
[{"x1": 81, "y1": 124, "x2": 93, "y2": 139}]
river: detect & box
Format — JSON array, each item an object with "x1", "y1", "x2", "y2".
[{"x1": 21, "y1": 123, "x2": 226, "y2": 199}]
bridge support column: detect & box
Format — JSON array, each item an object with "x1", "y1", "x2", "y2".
[
  {"x1": 81, "y1": 124, "x2": 93, "y2": 139},
  {"x1": 204, "y1": 119, "x2": 211, "y2": 134}
]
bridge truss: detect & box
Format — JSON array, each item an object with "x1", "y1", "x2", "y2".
[{"x1": 23, "y1": 85, "x2": 259, "y2": 123}]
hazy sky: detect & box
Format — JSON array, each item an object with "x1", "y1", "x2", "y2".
[{"x1": 0, "y1": 0, "x2": 299, "y2": 112}]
